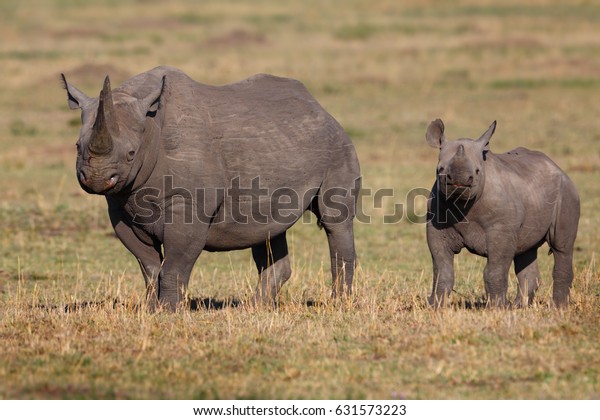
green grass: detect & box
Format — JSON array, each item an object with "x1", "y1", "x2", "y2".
[{"x1": 0, "y1": 0, "x2": 599, "y2": 399}]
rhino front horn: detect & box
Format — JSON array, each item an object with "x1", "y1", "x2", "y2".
[{"x1": 89, "y1": 75, "x2": 119, "y2": 155}]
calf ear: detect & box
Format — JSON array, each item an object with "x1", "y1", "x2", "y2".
[
  {"x1": 139, "y1": 75, "x2": 166, "y2": 115},
  {"x1": 426, "y1": 119, "x2": 446, "y2": 148},
  {"x1": 61, "y1": 74, "x2": 92, "y2": 110},
  {"x1": 476, "y1": 120, "x2": 496, "y2": 152}
]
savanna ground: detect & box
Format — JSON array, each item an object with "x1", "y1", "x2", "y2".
[{"x1": 0, "y1": 0, "x2": 599, "y2": 399}]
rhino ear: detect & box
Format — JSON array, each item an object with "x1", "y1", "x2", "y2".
[
  {"x1": 476, "y1": 120, "x2": 496, "y2": 152},
  {"x1": 61, "y1": 73, "x2": 92, "y2": 110},
  {"x1": 426, "y1": 119, "x2": 446, "y2": 149},
  {"x1": 139, "y1": 75, "x2": 166, "y2": 115}
]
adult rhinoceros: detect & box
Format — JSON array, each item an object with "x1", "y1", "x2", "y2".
[
  {"x1": 62, "y1": 66, "x2": 360, "y2": 311},
  {"x1": 425, "y1": 119, "x2": 579, "y2": 308}
]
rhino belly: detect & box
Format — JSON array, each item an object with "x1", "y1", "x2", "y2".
[
  {"x1": 203, "y1": 214, "x2": 301, "y2": 251},
  {"x1": 202, "y1": 185, "x2": 316, "y2": 251},
  {"x1": 515, "y1": 215, "x2": 552, "y2": 254}
]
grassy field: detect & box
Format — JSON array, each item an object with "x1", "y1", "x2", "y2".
[{"x1": 1, "y1": 0, "x2": 599, "y2": 399}]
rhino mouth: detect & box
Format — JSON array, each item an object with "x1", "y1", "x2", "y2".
[
  {"x1": 78, "y1": 169, "x2": 124, "y2": 195},
  {"x1": 441, "y1": 183, "x2": 475, "y2": 201}
]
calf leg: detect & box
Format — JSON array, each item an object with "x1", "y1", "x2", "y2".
[
  {"x1": 484, "y1": 231, "x2": 516, "y2": 308},
  {"x1": 428, "y1": 249, "x2": 455, "y2": 308},
  {"x1": 483, "y1": 259, "x2": 512, "y2": 308},
  {"x1": 252, "y1": 232, "x2": 292, "y2": 305},
  {"x1": 514, "y1": 249, "x2": 540, "y2": 308},
  {"x1": 426, "y1": 223, "x2": 458, "y2": 308}
]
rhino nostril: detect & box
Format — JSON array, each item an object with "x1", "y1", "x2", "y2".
[
  {"x1": 79, "y1": 169, "x2": 88, "y2": 184},
  {"x1": 467, "y1": 176, "x2": 473, "y2": 185},
  {"x1": 446, "y1": 173, "x2": 452, "y2": 182}
]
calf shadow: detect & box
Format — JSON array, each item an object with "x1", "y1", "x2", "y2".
[{"x1": 456, "y1": 297, "x2": 489, "y2": 310}]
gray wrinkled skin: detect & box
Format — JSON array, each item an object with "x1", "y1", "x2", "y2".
[
  {"x1": 425, "y1": 119, "x2": 579, "y2": 308},
  {"x1": 62, "y1": 66, "x2": 360, "y2": 311}
]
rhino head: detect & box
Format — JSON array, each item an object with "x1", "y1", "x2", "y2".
[
  {"x1": 426, "y1": 119, "x2": 496, "y2": 201},
  {"x1": 61, "y1": 74, "x2": 164, "y2": 195}
]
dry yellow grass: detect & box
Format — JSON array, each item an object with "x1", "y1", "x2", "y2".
[{"x1": 0, "y1": 0, "x2": 599, "y2": 399}]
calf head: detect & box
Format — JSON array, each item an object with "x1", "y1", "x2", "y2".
[
  {"x1": 61, "y1": 74, "x2": 164, "y2": 195},
  {"x1": 426, "y1": 119, "x2": 496, "y2": 201}
]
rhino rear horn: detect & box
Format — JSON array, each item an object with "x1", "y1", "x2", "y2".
[{"x1": 89, "y1": 75, "x2": 119, "y2": 155}]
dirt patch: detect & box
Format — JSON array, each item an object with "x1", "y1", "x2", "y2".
[
  {"x1": 51, "y1": 27, "x2": 107, "y2": 39},
  {"x1": 206, "y1": 29, "x2": 266, "y2": 48},
  {"x1": 63, "y1": 63, "x2": 131, "y2": 86},
  {"x1": 463, "y1": 35, "x2": 545, "y2": 50},
  {"x1": 34, "y1": 63, "x2": 131, "y2": 91},
  {"x1": 568, "y1": 163, "x2": 600, "y2": 173}
]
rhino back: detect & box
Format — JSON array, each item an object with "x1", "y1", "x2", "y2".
[{"x1": 158, "y1": 71, "x2": 353, "y2": 179}]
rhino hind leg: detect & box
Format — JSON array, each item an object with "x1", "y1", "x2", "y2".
[
  {"x1": 251, "y1": 232, "x2": 292, "y2": 306},
  {"x1": 514, "y1": 249, "x2": 540, "y2": 308},
  {"x1": 549, "y1": 185, "x2": 579, "y2": 308},
  {"x1": 551, "y1": 250, "x2": 574, "y2": 308},
  {"x1": 324, "y1": 223, "x2": 356, "y2": 299},
  {"x1": 312, "y1": 204, "x2": 356, "y2": 299},
  {"x1": 310, "y1": 181, "x2": 357, "y2": 300}
]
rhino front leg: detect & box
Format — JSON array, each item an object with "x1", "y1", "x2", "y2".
[
  {"x1": 484, "y1": 251, "x2": 514, "y2": 308},
  {"x1": 483, "y1": 261, "x2": 511, "y2": 308},
  {"x1": 483, "y1": 229, "x2": 517, "y2": 308},
  {"x1": 159, "y1": 204, "x2": 208, "y2": 311},
  {"x1": 252, "y1": 232, "x2": 292, "y2": 306},
  {"x1": 158, "y1": 231, "x2": 206, "y2": 311},
  {"x1": 159, "y1": 245, "x2": 204, "y2": 312},
  {"x1": 428, "y1": 250, "x2": 455, "y2": 308},
  {"x1": 426, "y1": 224, "x2": 458, "y2": 308},
  {"x1": 514, "y1": 249, "x2": 540, "y2": 308},
  {"x1": 109, "y1": 207, "x2": 163, "y2": 311}
]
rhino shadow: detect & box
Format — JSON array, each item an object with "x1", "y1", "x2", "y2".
[{"x1": 45, "y1": 296, "x2": 322, "y2": 313}]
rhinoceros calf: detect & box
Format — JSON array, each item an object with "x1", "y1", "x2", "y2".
[
  {"x1": 62, "y1": 66, "x2": 360, "y2": 311},
  {"x1": 425, "y1": 119, "x2": 579, "y2": 308}
]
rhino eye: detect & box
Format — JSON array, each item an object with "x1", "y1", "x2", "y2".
[
  {"x1": 127, "y1": 150, "x2": 135, "y2": 161},
  {"x1": 476, "y1": 168, "x2": 480, "y2": 175}
]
